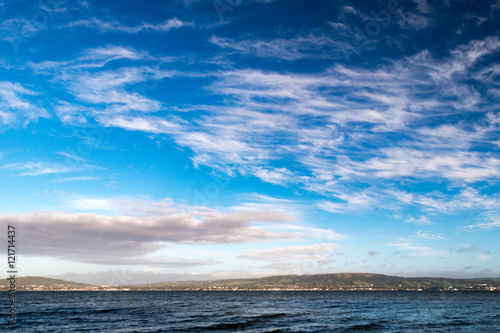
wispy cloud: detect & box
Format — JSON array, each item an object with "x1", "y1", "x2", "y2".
[
  {"x1": 31, "y1": 45, "x2": 179, "y2": 73},
  {"x1": 51, "y1": 176, "x2": 98, "y2": 183},
  {"x1": 0, "y1": 162, "x2": 72, "y2": 176},
  {"x1": 26, "y1": 33, "x2": 500, "y2": 219},
  {"x1": 57, "y1": 151, "x2": 86, "y2": 162},
  {"x1": 69, "y1": 67, "x2": 167, "y2": 113},
  {"x1": 405, "y1": 216, "x2": 433, "y2": 225},
  {"x1": 398, "y1": 11, "x2": 432, "y2": 30},
  {"x1": 250, "y1": 193, "x2": 294, "y2": 203},
  {"x1": 317, "y1": 191, "x2": 375, "y2": 213},
  {"x1": 63, "y1": 17, "x2": 192, "y2": 33},
  {"x1": 30, "y1": 46, "x2": 180, "y2": 126},
  {"x1": 32, "y1": 46, "x2": 149, "y2": 72},
  {"x1": 0, "y1": 81, "x2": 48, "y2": 126},
  {"x1": 349, "y1": 149, "x2": 500, "y2": 182},
  {"x1": 415, "y1": 230, "x2": 444, "y2": 240},
  {"x1": 252, "y1": 167, "x2": 294, "y2": 185},
  {"x1": 210, "y1": 34, "x2": 352, "y2": 60},
  {"x1": 394, "y1": 188, "x2": 500, "y2": 213},
  {"x1": 54, "y1": 102, "x2": 89, "y2": 125},
  {"x1": 463, "y1": 211, "x2": 500, "y2": 230}
]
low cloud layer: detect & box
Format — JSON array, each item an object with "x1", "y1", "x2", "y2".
[{"x1": 0, "y1": 207, "x2": 296, "y2": 266}]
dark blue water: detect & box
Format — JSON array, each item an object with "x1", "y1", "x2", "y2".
[{"x1": 2, "y1": 291, "x2": 499, "y2": 332}]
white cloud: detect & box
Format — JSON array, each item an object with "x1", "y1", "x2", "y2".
[
  {"x1": 253, "y1": 167, "x2": 294, "y2": 185},
  {"x1": 347, "y1": 149, "x2": 500, "y2": 183},
  {"x1": 54, "y1": 102, "x2": 89, "y2": 125},
  {"x1": 0, "y1": 82, "x2": 49, "y2": 126},
  {"x1": 414, "y1": 122, "x2": 497, "y2": 150},
  {"x1": 57, "y1": 151, "x2": 86, "y2": 162},
  {"x1": 63, "y1": 17, "x2": 192, "y2": 33},
  {"x1": 391, "y1": 188, "x2": 500, "y2": 214},
  {"x1": 51, "y1": 176, "x2": 98, "y2": 183},
  {"x1": 31, "y1": 46, "x2": 155, "y2": 72},
  {"x1": 251, "y1": 193, "x2": 294, "y2": 203},
  {"x1": 81, "y1": 45, "x2": 145, "y2": 61},
  {"x1": 0, "y1": 162, "x2": 73, "y2": 176},
  {"x1": 415, "y1": 230, "x2": 444, "y2": 240},
  {"x1": 398, "y1": 12, "x2": 432, "y2": 29},
  {"x1": 413, "y1": 36, "x2": 500, "y2": 82},
  {"x1": 440, "y1": 190, "x2": 498, "y2": 212},
  {"x1": 68, "y1": 67, "x2": 169, "y2": 113},
  {"x1": 30, "y1": 46, "x2": 178, "y2": 124},
  {"x1": 317, "y1": 191, "x2": 375, "y2": 213},
  {"x1": 405, "y1": 216, "x2": 433, "y2": 225},
  {"x1": 463, "y1": 211, "x2": 500, "y2": 230},
  {"x1": 26, "y1": 36, "x2": 500, "y2": 215},
  {"x1": 100, "y1": 115, "x2": 180, "y2": 133},
  {"x1": 342, "y1": 6, "x2": 358, "y2": 15},
  {"x1": 210, "y1": 34, "x2": 352, "y2": 60}
]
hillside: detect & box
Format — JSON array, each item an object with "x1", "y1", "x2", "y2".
[
  {"x1": 1, "y1": 273, "x2": 499, "y2": 291},
  {"x1": 0, "y1": 276, "x2": 94, "y2": 290},
  {"x1": 144, "y1": 273, "x2": 500, "y2": 291}
]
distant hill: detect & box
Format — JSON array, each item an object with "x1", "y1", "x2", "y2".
[
  {"x1": 1, "y1": 273, "x2": 499, "y2": 291},
  {"x1": 0, "y1": 276, "x2": 92, "y2": 290},
  {"x1": 144, "y1": 273, "x2": 500, "y2": 291}
]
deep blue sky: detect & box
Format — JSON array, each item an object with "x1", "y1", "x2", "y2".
[{"x1": 0, "y1": 0, "x2": 499, "y2": 283}]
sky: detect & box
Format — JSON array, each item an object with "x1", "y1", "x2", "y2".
[{"x1": 0, "y1": 0, "x2": 499, "y2": 285}]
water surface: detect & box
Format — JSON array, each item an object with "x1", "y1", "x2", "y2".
[{"x1": 3, "y1": 291, "x2": 499, "y2": 332}]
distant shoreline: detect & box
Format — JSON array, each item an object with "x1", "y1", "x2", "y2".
[{"x1": 2, "y1": 273, "x2": 499, "y2": 292}]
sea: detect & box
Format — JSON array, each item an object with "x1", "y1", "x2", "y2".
[{"x1": 3, "y1": 291, "x2": 499, "y2": 332}]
